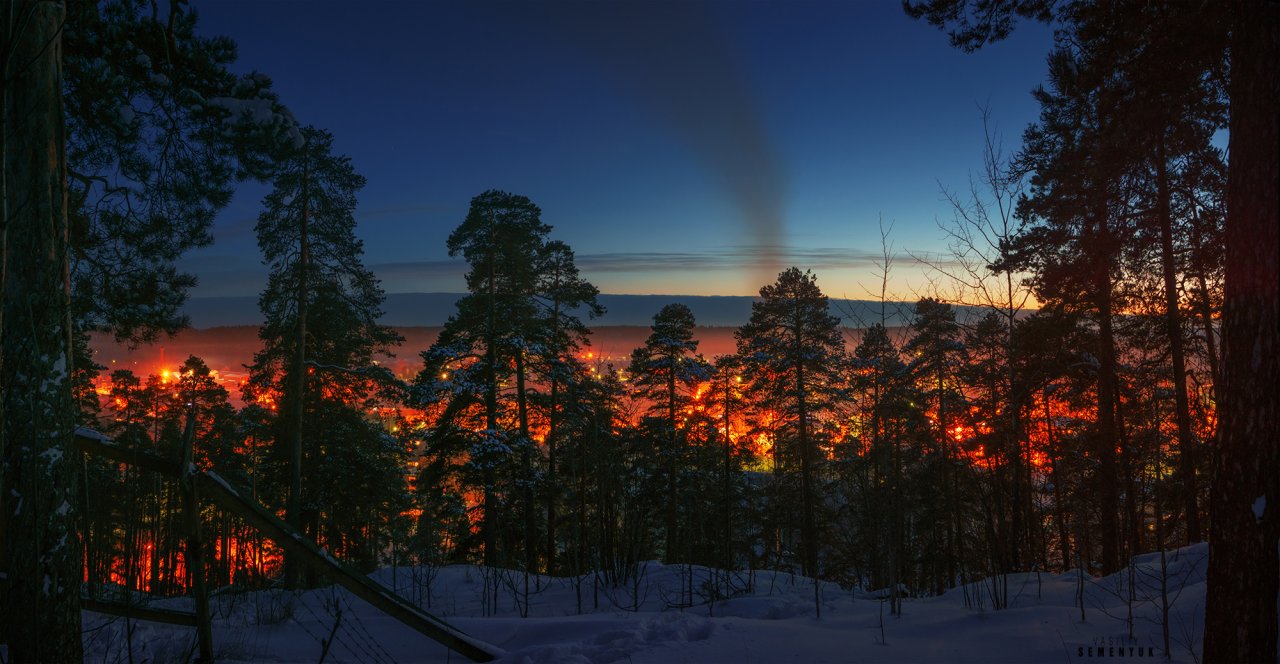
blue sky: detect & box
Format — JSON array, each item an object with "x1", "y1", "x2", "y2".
[{"x1": 187, "y1": 0, "x2": 1055, "y2": 299}]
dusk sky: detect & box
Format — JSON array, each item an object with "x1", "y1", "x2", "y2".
[{"x1": 188, "y1": 1, "x2": 1055, "y2": 300}]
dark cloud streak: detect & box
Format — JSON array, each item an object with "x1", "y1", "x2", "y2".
[
  {"x1": 519, "y1": 1, "x2": 787, "y2": 289},
  {"x1": 370, "y1": 246, "x2": 955, "y2": 278}
]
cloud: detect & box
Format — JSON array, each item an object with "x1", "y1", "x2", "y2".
[
  {"x1": 369, "y1": 245, "x2": 957, "y2": 284},
  {"x1": 186, "y1": 245, "x2": 964, "y2": 298},
  {"x1": 573, "y1": 247, "x2": 886, "y2": 273}
]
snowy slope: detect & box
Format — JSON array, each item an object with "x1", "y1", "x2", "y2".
[{"x1": 82, "y1": 544, "x2": 1210, "y2": 664}]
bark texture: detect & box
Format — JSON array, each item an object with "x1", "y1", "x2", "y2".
[
  {"x1": 1, "y1": 1, "x2": 84, "y2": 660},
  {"x1": 1203, "y1": 2, "x2": 1280, "y2": 662}
]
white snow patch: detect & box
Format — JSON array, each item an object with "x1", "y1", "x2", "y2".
[
  {"x1": 1253, "y1": 495, "x2": 1266, "y2": 522},
  {"x1": 82, "y1": 545, "x2": 1213, "y2": 664},
  {"x1": 39, "y1": 447, "x2": 63, "y2": 464}
]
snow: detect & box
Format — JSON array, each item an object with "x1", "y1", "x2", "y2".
[
  {"x1": 205, "y1": 470, "x2": 239, "y2": 496},
  {"x1": 75, "y1": 426, "x2": 110, "y2": 441},
  {"x1": 206, "y1": 96, "x2": 281, "y2": 127},
  {"x1": 1254, "y1": 495, "x2": 1266, "y2": 522},
  {"x1": 80, "y1": 544, "x2": 1219, "y2": 663},
  {"x1": 38, "y1": 446, "x2": 62, "y2": 464}
]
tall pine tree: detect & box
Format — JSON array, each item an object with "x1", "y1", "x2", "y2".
[
  {"x1": 246, "y1": 125, "x2": 400, "y2": 583},
  {"x1": 736, "y1": 268, "x2": 844, "y2": 579}
]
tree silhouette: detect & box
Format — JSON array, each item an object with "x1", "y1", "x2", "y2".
[{"x1": 737, "y1": 267, "x2": 844, "y2": 579}]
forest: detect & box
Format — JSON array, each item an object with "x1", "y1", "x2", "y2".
[{"x1": 0, "y1": 1, "x2": 1275, "y2": 663}]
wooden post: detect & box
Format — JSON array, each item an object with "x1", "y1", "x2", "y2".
[
  {"x1": 179, "y1": 404, "x2": 214, "y2": 663},
  {"x1": 81, "y1": 598, "x2": 197, "y2": 627},
  {"x1": 73, "y1": 429, "x2": 503, "y2": 663}
]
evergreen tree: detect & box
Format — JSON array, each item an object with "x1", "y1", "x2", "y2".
[
  {"x1": 1011, "y1": 44, "x2": 1130, "y2": 574},
  {"x1": 423, "y1": 190, "x2": 551, "y2": 568},
  {"x1": 628, "y1": 303, "x2": 709, "y2": 563},
  {"x1": 904, "y1": 298, "x2": 966, "y2": 592},
  {"x1": 533, "y1": 240, "x2": 602, "y2": 573},
  {"x1": 907, "y1": 2, "x2": 1276, "y2": 657},
  {"x1": 736, "y1": 267, "x2": 844, "y2": 579},
  {"x1": 850, "y1": 323, "x2": 918, "y2": 611},
  {"x1": 2, "y1": 1, "x2": 287, "y2": 655},
  {"x1": 1206, "y1": 6, "x2": 1279, "y2": 661},
  {"x1": 1012, "y1": 308, "x2": 1090, "y2": 572},
  {"x1": 246, "y1": 125, "x2": 401, "y2": 582},
  {"x1": 708, "y1": 354, "x2": 747, "y2": 575},
  {"x1": 174, "y1": 356, "x2": 240, "y2": 473}
]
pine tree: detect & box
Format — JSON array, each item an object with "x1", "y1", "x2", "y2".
[
  {"x1": 1204, "y1": 5, "x2": 1278, "y2": 661},
  {"x1": 247, "y1": 125, "x2": 400, "y2": 583},
  {"x1": 851, "y1": 323, "x2": 917, "y2": 611},
  {"x1": 2, "y1": 2, "x2": 288, "y2": 654},
  {"x1": 904, "y1": 298, "x2": 966, "y2": 591},
  {"x1": 628, "y1": 303, "x2": 709, "y2": 563},
  {"x1": 709, "y1": 354, "x2": 747, "y2": 575},
  {"x1": 906, "y1": 2, "x2": 1276, "y2": 656},
  {"x1": 736, "y1": 268, "x2": 844, "y2": 579},
  {"x1": 63, "y1": 1, "x2": 294, "y2": 343},
  {"x1": 533, "y1": 240, "x2": 602, "y2": 573},
  {"x1": 425, "y1": 190, "x2": 550, "y2": 568},
  {"x1": 1011, "y1": 45, "x2": 1131, "y2": 574}
]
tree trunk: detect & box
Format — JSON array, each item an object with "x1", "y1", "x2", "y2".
[
  {"x1": 798, "y1": 367, "x2": 816, "y2": 578},
  {"x1": 481, "y1": 227, "x2": 497, "y2": 568},
  {"x1": 0, "y1": 1, "x2": 84, "y2": 659},
  {"x1": 794, "y1": 320, "x2": 817, "y2": 582},
  {"x1": 514, "y1": 350, "x2": 534, "y2": 575},
  {"x1": 1092, "y1": 213, "x2": 1122, "y2": 576},
  {"x1": 1155, "y1": 136, "x2": 1201, "y2": 543},
  {"x1": 545, "y1": 367, "x2": 558, "y2": 574},
  {"x1": 665, "y1": 366, "x2": 677, "y2": 562},
  {"x1": 179, "y1": 403, "x2": 213, "y2": 662},
  {"x1": 1194, "y1": 269, "x2": 1220, "y2": 398},
  {"x1": 1203, "y1": 2, "x2": 1279, "y2": 662},
  {"x1": 722, "y1": 371, "x2": 732, "y2": 574},
  {"x1": 545, "y1": 297, "x2": 561, "y2": 575},
  {"x1": 285, "y1": 145, "x2": 310, "y2": 588}
]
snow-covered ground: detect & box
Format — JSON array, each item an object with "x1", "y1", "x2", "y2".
[{"x1": 83, "y1": 544, "x2": 1209, "y2": 663}]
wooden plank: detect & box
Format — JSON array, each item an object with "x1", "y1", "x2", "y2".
[
  {"x1": 179, "y1": 409, "x2": 215, "y2": 664},
  {"x1": 74, "y1": 428, "x2": 503, "y2": 663},
  {"x1": 82, "y1": 598, "x2": 197, "y2": 627},
  {"x1": 73, "y1": 427, "x2": 181, "y2": 478},
  {"x1": 197, "y1": 471, "x2": 503, "y2": 662}
]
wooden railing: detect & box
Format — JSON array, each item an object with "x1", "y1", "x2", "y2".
[{"x1": 74, "y1": 427, "x2": 502, "y2": 663}]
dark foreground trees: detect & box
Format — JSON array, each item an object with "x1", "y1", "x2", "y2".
[
  {"x1": 906, "y1": 1, "x2": 1278, "y2": 660},
  {"x1": 737, "y1": 267, "x2": 844, "y2": 579},
  {"x1": 1204, "y1": 5, "x2": 1278, "y2": 662},
  {"x1": 1, "y1": 3, "x2": 80, "y2": 658},
  {"x1": 2, "y1": 1, "x2": 289, "y2": 659}
]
